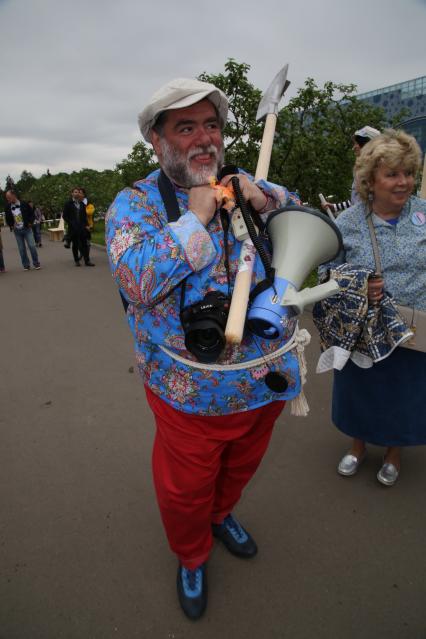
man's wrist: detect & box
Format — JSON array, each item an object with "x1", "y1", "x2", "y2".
[{"x1": 257, "y1": 192, "x2": 275, "y2": 213}]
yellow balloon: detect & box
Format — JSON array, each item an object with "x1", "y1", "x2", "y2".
[{"x1": 86, "y1": 204, "x2": 95, "y2": 214}]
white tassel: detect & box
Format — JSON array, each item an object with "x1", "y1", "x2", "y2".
[
  {"x1": 289, "y1": 327, "x2": 311, "y2": 417},
  {"x1": 290, "y1": 389, "x2": 310, "y2": 416}
]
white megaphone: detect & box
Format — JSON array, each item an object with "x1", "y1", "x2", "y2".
[{"x1": 247, "y1": 206, "x2": 343, "y2": 341}]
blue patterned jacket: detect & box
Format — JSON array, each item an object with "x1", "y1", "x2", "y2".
[{"x1": 106, "y1": 169, "x2": 301, "y2": 415}]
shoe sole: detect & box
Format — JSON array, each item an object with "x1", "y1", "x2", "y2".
[
  {"x1": 337, "y1": 467, "x2": 358, "y2": 477},
  {"x1": 337, "y1": 452, "x2": 367, "y2": 477},
  {"x1": 377, "y1": 472, "x2": 399, "y2": 487}
]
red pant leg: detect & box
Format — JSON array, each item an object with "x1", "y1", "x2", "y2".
[
  {"x1": 145, "y1": 387, "x2": 285, "y2": 569},
  {"x1": 211, "y1": 400, "x2": 285, "y2": 523}
]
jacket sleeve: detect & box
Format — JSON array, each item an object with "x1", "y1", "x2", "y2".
[
  {"x1": 62, "y1": 202, "x2": 71, "y2": 224},
  {"x1": 81, "y1": 206, "x2": 88, "y2": 227},
  {"x1": 24, "y1": 203, "x2": 35, "y2": 225},
  {"x1": 106, "y1": 186, "x2": 217, "y2": 308},
  {"x1": 5, "y1": 206, "x2": 13, "y2": 228}
]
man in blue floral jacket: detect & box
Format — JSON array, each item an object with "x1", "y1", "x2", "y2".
[{"x1": 106, "y1": 78, "x2": 302, "y2": 620}]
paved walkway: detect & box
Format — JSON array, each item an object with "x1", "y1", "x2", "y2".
[{"x1": 1, "y1": 229, "x2": 425, "y2": 639}]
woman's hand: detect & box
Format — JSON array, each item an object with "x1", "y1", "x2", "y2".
[
  {"x1": 220, "y1": 174, "x2": 268, "y2": 213},
  {"x1": 368, "y1": 276, "x2": 384, "y2": 304}
]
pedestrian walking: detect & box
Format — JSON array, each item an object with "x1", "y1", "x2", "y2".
[
  {"x1": 62, "y1": 188, "x2": 95, "y2": 267},
  {"x1": 4, "y1": 190, "x2": 41, "y2": 271},
  {"x1": 0, "y1": 225, "x2": 5, "y2": 272}
]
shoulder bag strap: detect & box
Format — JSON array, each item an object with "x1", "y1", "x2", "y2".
[
  {"x1": 365, "y1": 209, "x2": 382, "y2": 277},
  {"x1": 157, "y1": 169, "x2": 188, "y2": 310},
  {"x1": 157, "y1": 170, "x2": 181, "y2": 222}
]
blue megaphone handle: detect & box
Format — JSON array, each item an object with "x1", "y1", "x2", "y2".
[{"x1": 247, "y1": 276, "x2": 297, "y2": 340}]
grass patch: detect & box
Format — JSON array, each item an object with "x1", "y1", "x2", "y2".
[
  {"x1": 302, "y1": 270, "x2": 318, "y2": 289},
  {"x1": 91, "y1": 219, "x2": 105, "y2": 246}
]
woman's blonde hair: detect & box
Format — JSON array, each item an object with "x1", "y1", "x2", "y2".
[{"x1": 355, "y1": 129, "x2": 422, "y2": 202}]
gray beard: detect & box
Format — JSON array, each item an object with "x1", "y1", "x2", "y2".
[{"x1": 159, "y1": 139, "x2": 224, "y2": 188}]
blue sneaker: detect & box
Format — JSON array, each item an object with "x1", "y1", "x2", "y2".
[
  {"x1": 212, "y1": 514, "x2": 258, "y2": 558},
  {"x1": 176, "y1": 563, "x2": 207, "y2": 620}
]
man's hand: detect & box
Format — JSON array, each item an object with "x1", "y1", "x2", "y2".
[
  {"x1": 321, "y1": 200, "x2": 334, "y2": 212},
  {"x1": 220, "y1": 174, "x2": 268, "y2": 212},
  {"x1": 188, "y1": 185, "x2": 219, "y2": 227}
]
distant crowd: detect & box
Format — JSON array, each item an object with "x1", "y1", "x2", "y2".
[{"x1": 0, "y1": 186, "x2": 96, "y2": 272}]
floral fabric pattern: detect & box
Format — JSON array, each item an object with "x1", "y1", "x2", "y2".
[
  {"x1": 313, "y1": 264, "x2": 413, "y2": 369},
  {"x1": 106, "y1": 168, "x2": 301, "y2": 415}
]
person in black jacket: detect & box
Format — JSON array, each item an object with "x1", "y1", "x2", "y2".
[
  {"x1": 0, "y1": 225, "x2": 5, "y2": 272},
  {"x1": 62, "y1": 187, "x2": 95, "y2": 267},
  {"x1": 5, "y1": 190, "x2": 41, "y2": 270}
]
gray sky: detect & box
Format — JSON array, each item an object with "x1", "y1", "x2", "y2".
[{"x1": 1, "y1": 0, "x2": 425, "y2": 186}]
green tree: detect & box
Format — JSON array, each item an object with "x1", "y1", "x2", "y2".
[
  {"x1": 5, "y1": 175, "x2": 15, "y2": 192},
  {"x1": 198, "y1": 60, "x2": 391, "y2": 205},
  {"x1": 70, "y1": 167, "x2": 124, "y2": 211},
  {"x1": 116, "y1": 141, "x2": 157, "y2": 187},
  {"x1": 23, "y1": 168, "x2": 124, "y2": 218},
  {"x1": 198, "y1": 58, "x2": 263, "y2": 173},
  {"x1": 270, "y1": 78, "x2": 386, "y2": 205},
  {"x1": 16, "y1": 170, "x2": 37, "y2": 198},
  {"x1": 24, "y1": 172, "x2": 72, "y2": 218}
]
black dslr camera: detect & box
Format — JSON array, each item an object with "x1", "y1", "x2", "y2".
[{"x1": 180, "y1": 291, "x2": 230, "y2": 363}]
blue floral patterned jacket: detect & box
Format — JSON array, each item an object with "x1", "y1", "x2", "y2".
[{"x1": 106, "y1": 169, "x2": 301, "y2": 415}]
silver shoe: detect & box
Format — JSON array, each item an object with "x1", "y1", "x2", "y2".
[
  {"x1": 377, "y1": 462, "x2": 399, "y2": 486},
  {"x1": 337, "y1": 451, "x2": 366, "y2": 476}
]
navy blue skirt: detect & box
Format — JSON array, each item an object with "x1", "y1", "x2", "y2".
[{"x1": 332, "y1": 347, "x2": 426, "y2": 446}]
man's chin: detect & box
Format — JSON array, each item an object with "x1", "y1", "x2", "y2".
[
  {"x1": 162, "y1": 155, "x2": 222, "y2": 188},
  {"x1": 187, "y1": 164, "x2": 219, "y2": 187}
]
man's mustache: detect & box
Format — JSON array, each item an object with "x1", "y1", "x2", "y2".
[{"x1": 187, "y1": 145, "x2": 219, "y2": 161}]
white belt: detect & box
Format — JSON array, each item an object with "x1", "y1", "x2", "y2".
[{"x1": 158, "y1": 324, "x2": 308, "y2": 371}]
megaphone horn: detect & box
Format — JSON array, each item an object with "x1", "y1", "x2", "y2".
[{"x1": 247, "y1": 206, "x2": 343, "y2": 340}]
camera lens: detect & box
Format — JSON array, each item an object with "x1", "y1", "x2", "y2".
[
  {"x1": 193, "y1": 327, "x2": 221, "y2": 350},
  {"x1": 180, "y1": 291, "x2": 229, "y2": 363},
  {"x1": 184, "y1": 319, "x2": 226, "y2": 363}
]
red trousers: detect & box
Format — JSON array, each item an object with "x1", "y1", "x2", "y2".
[{"x1": 145, "y1": 386, "x2": 285, "y2": 569}]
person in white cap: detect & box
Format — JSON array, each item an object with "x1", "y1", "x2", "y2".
[
  {"x1": 105, "y1": 77, "x2": 303, "y2": 620},
  {"x1": 321, "y1": 125, "x2": 381, "y2": 215}
]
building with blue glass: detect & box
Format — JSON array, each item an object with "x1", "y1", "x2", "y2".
[{"x1": 357, "y1": 76, "x2": 426, "y2": 154}]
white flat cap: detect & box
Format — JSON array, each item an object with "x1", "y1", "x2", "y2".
[
  {"x1": 138, "y1": 77, "x2": 229, "y2": 143},
  {"x1": 354, "y1": 125, "x2": 381, "y2": 140}
]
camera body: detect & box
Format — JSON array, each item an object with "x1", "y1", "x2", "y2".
[{"x1": 180, "y1": 290, "x2": 230, "y2": 363}]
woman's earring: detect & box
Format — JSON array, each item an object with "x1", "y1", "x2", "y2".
[{"x1": 368, "y1": 191, "x2": 374, "y2": 203}]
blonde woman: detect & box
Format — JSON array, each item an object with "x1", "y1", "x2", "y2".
[{"x1": 320, "y1": 130, "x2": 426, "y2": 486}]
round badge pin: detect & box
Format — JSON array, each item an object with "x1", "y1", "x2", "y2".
[{"x1": 411, "y1": 211, "x2": 426, "y2": 226}]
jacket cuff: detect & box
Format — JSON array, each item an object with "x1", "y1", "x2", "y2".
[{"x1": 168, "y1": 210, "x2": 217, "y2": 271}]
